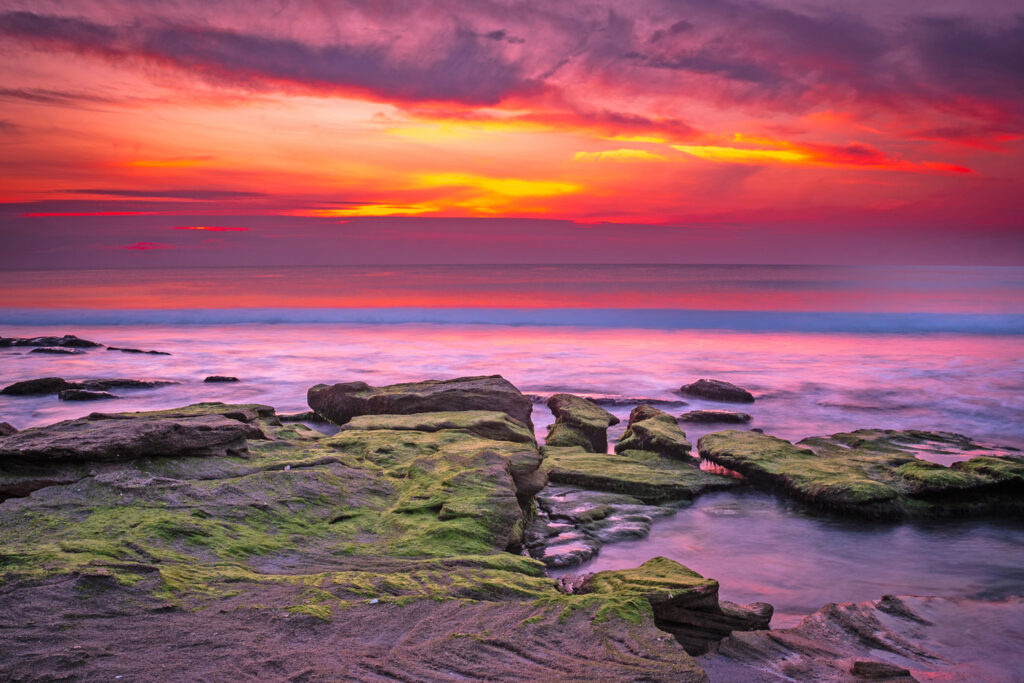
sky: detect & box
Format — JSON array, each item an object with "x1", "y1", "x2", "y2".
[{"x1": 0, "y1": 0, "x2": 1022, "y2": 267}]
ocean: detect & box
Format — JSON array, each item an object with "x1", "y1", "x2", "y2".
[{"x1": 1, "y1": 264, "x2": 1022, "y2": 627}]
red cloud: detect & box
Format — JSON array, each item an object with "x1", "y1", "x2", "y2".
[{"x1": 117, "y1": 241, "x2": 174, "y2": 251}]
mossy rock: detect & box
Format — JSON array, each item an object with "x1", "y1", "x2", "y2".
[
  {"x1": 698, "y1": 429, "x2": 1024, "y2": 518},
  {"x1": 615, "y1": 406, "x2": 693, "y2": 460},
  {"x1": 341, "y1": 410, "x2": 535, "y2": 445},
  {"x1": 545, "y1": 394, "x2": 619, "y2": 453},
  {"x1": 542, "y1": 446, "x2": 740, "y2": 504}
]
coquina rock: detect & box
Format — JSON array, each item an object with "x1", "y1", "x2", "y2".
[
  {"x1": 680, "y1": 379, "x2": 754, "y2": 403},
  {"x1": 544, "y1": 393, "x2": 620, "y2": 452},
  {"x1": 308, "y1": 375, "x2": 534, "y2": 429}
]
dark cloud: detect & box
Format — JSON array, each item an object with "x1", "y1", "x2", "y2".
[
  {"x1": 908, "y1": 15, "x2": 1024, "y2": 97},
  {"x1": 0, "y1": 87, "x2": 115, "y2": 105},
  {"x1": 66, "y1": 189, "x2": 268, "y2": 200},
  {"x1": 0, "y1": 11, "x2": 539, "y2": 105}
]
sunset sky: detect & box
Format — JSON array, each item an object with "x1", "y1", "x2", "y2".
[{"x1": 1, "y1": 0, "x2": 1022, "y2": 267}]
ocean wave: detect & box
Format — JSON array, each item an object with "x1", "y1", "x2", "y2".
[{"x1": 1, "y1": 307, "x2": 1023, "y2": 334}]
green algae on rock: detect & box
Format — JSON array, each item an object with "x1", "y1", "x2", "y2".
[
  {"x1": 544, "y1": 393, "x2": 620, "y2": 452},
  {"x1": 615, "y1": 405, "x2": 694, "y2": 460},
  {"x1": 698, "y1": 428, "x2": 1024, "y2": 518},
  {"x1": 543, "y1": 446, "x2": 740, "y2": 504},
  {"x1": 341, "y1": 410, "x2": 535, "y2": 445}
]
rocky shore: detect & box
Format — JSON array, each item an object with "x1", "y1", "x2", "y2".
[{"x1": 0, "y1": 371, "x2": 1021, "y2": 681}]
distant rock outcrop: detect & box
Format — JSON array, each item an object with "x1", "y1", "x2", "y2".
[
  {"x1": 1, "y1": 377, "x2": 176, "y2": 396},
  {"x1": 204, "y1": 376, "x2": 240, "y2": 383},
  {"x1": 678, "y1": 409, "x2": 751, "y2": 424},
  {"x1": 0, "y1": 335, "x2": 102, "y2": 348}
]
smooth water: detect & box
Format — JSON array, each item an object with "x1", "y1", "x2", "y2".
[{"x1": 1, "y1": 264, "x2": 1022, "y2": 628}]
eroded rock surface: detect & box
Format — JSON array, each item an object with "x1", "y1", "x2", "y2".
[
  {"x1": 308, "y1": 374, "x2": 534, "y2": 429},
  {"x1": 698, "y1": 429, "x2": 1024, "y2": 518},
  {"x1": 680, "y1": 379, "x2": 755, "y2": 403},
  {"x1": 701, "y1": 594, "x2": 1024, "y2": 682},
  {"x1": 545, "y1": 393, "x2": 619, "y2": 452}
]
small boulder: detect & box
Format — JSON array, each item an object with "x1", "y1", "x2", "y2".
[
  {"x1": 58, "y1": 389, "x2": 118, "y2": 401},
  {"x1": 678, "y1": 410, "x2": 751, "y2": 424},
  {"x1": 308, "y1": 375, "x2": 533, "y2": 429},
  {"x1": 0, "y1": 422, "x2": 17, "y2": 437},
  {"x1": 680, "y1": 379, "x2": 754, "y2": 403},
  {"x1": 615, "y1": 405, "x2": 693, "y2": 460},
  {"x1": 545, "y1": 393, "x2": 619, "y2": 452},
  {"x1": 204, "y1": 376, "x2": 240, "y2": 383}
]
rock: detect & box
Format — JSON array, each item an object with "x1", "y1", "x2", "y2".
[
  {"x1": 29, "y1": 347, "x2": 86, "y2": 355},
  {"x1": 0, "y1": 422, "x2": 17, "y2": 437},
  {"x1": 527, "y1": 394, "x2": 687, "y2": 408},
  {"x1": 578, "y1": 557, "x2": 773, "y2": 655},
  {"x1": 698, "y1": 429, "x2": 1024, "y2": 518},
  {"x1": 0, "y1": 413, "x2": 265, "y2": 463},
  {"x1": 340, "y1": 411, "x2": 535, "y2": 445},
  {"x1": 0, "y1": 377, "x2": 176, "y2": 396},
  {"x1": 615, "y1": 405, "x2": 693, "y2": 460},
  {"x1": 680, "y1": 379, "x2": 754, "y2": 403},
  {"x1": 0, "y1": 377, "x2": 73, "y2": 395},
  {"x1": 204, "y1": 375, "x2": 239, "y2": 383},
  {"x1": 279, "y1": 410, "x2": 327, "y2": 422},
  {"x1": 702, "y1": 594, "x2": 1024, "y2": 681},
  {"x1": 678, "y1": 410, "x2": 751, "y2": 424},
  {"x1": 545, "y1": 393, "x2": 619, "y2": 452},
  {"x1": 308, "y1": 375, "x2": 533, "y2": 429},
  {"x1": 58, "y1": 389, "x2": 118, "y2": 401},
  {"x1": 107, "y1": 346, "x2": 171, "y2": 355},
  {"x1": 851, "y1": 660, "x2": 914, "y2": 679},
  {"x1": 542, "y1": 446, "x2": 741, "y2": 504},
  {"x1": 0, "y1": 403, "x2": 707, "y2": 681},
  {"x1": 526, "y1": 484, "x2": 676, "y2": 567},
  {"x1": 0, "y1": 334, "x2": 102, "y2": 348}
]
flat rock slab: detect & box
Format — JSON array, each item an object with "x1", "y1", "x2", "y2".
[
  {"x1": 698, "y1": 428, "x2": 1024, "y2": 518},
  {"x1": 204, "y1": 375, "x2": 239, "y2": 382},
  {"x1": 58, "y1": 389, "x2": 117, "y2": 401},
  {"x1": 29, "y1": 347, "x2": 85, "y2": 355},
  {"x1": 0, "y1": 414, "x2": 265, "y2": 463},
  {"x1": 308, "y1": 374, "x2": 534, "y2": 429},
  {"x1": 543, "y1": 446, "x2": 740, "y2": 504},
  {"x1": 679, "y1": 409, "x2": 751, "y2": 424},
  {"x1": 107, "y1": 346, "x2": 171, "y2": 355},
  {"x1": 341, "y1": 410, "x2": 535, "y2": 444},
  {"x1": 680, "y1": 379, "x2": 754, "y2": 403}
]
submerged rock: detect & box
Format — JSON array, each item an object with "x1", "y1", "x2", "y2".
[
  {"x1": 698, "y1": 428, "x2": 1024, "y2": 518},
  {"x1": 0, "y1": 334, "x2": 102, "y2": 348},
  {"x1": 1, "y1": 377, "x2": 176, "y2": 396},
  {"x1": 615, "y1": 405, "x2": 693, "y2": 460},
  {"x1": 29, "y1": 347, "x2": 85, "y2": 355},
  {"x1": 107, "y1": 346, "x2": 171, "y2": 355},
  {"x1": 527, "y1": 484, "x2": 675, "y2": 567},
  {"x1": 545, "y1": 393, "x2": 619, "y2": 452},
  {"x1": 0, "y1": 413, "x2": 265, "y2": 463},
  {"x1": 204, "y1": 375, "x2": 239, "y2": 383},
  {"x1": 678, "y1": 409, "x2": 751, "y2": 424},
  {"x1": 58, "y1": 389, "x2": 118, "y2": 401},
  {"x1": 308, "y1": 374, "x2": 534, "y2": 429},
  {"x1": 680, "y1": 379, "x2": 754, "y2": 403}
]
